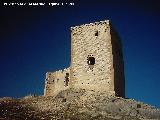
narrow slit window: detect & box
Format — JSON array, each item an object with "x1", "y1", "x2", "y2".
[
  {"x1": 95, "y1": 31, "x2": 98, "y2": 36},
  {"x1": 65, "y1": 73, "x2": 69, "y2": 86}
]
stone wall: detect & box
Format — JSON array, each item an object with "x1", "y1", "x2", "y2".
[
  {"x1": 70, "y1": 20, "x2": 125, "y2": 97},
  {"x1": 70, "y1": 20, "x2": 114, "y2": 94},
  {"x1": 110, "y1": 25, "x2": 125, "y2": 97},
  {"x1": 44, "y1": 67, "x2": 70, "y2": 96},
  {"x1": 44, "y1": 20, "x2": 125, "y2": 97}
]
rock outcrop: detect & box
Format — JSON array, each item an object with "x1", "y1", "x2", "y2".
[{"x1": 0, "y1": 88, "x2": 160, "y2": 120}]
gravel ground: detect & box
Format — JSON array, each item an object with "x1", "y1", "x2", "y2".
[{"x1": 0, "y1": 88, "x2": 160, "y2": 120}]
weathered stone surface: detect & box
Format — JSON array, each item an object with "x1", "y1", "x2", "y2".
[
  {"x1": 44, "y1": 68, "x2": 70, "y2": 96},
  {"x1": 44, "y1": 20, "x2": 125, "y2": 98}
]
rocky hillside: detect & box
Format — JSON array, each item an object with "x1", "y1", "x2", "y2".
[{"x1": 0, "y1": 88, "x2": 160, "y2": 120}]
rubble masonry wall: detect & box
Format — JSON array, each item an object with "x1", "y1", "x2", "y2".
[{"x1": 44, "y1": 67, "x2": 70, "y2": 96}]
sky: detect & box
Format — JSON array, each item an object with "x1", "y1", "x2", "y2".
[{"x1": 0, "y1": 0, "x2": 160, "y2": 108}]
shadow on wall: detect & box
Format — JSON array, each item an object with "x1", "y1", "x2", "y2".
[{"x1": 110, "y1": 24, "x2": 125, "y2": 98}]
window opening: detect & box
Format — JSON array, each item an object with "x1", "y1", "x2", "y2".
[
  {"x1": 65, "y1": 73, "x2": 69, "y2": 86},
  {"x1": 87, "y1": 57, "x2": 95, "y2": 65},
  {"x1": 95, "y1": 31, "x2": 98, "y2": 36}
]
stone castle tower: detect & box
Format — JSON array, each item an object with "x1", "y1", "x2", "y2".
[{"x1": 44, "y1": 20, "x2": 125, "y2": 97}]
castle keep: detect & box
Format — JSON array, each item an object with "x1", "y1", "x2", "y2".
[{"x1": 44, "y1": 20, "x2": 125, "y2": 97}]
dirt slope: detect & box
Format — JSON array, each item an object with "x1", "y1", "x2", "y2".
[{"x1": 0, "y1": 88, "x2": 160, "y2": 120}]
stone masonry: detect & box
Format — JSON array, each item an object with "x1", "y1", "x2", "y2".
[
  {"x1": 44, "y1": 20, "x2": 125, "y2": 97},
  {"x1": 44, "y1": 68, "x2": 70, "y2": 96}
]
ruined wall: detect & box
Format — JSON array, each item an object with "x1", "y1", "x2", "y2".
[
  {"x1": 44, "y1": 20, "x2": 125, "y2": 97},
  {"x1": 70, "y1": 20, "x2": 115, "y2": 95},
  {"x1": 44, "y1": 68, "x2": 70, "y2": 96},
  {"x1": 70, "y1": 20, "x2": 125, "y2": 97}
]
